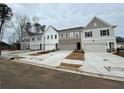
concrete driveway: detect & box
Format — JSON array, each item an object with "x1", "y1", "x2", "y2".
[
  {"x1": 79, "y1": 52, "x2": 124, "y2": 78},
  {"x1": 2, "y1": 50, "x2": 72, "y2": 67},
  {"x1": 19, "y1": 50, "x2": 72, "y2": 67}
]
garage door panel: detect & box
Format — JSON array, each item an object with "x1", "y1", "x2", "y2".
[
  {"x1": 84, "y1": 43, "x2": 106, "y2": 52},
  {"x1": 60, "y1": 44, "x2": 74, "y2": 50}
]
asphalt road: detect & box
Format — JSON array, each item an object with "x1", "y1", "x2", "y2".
[{"x1": 0, "y1": 57, "x2": 124, "y2": 89}]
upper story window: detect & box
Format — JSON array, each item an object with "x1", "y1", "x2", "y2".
[
  {"x1": 32, "y1": 37, "x2": 35, "y2": 41},
  {"x1": 23, "y1": 37, "x2": 30, "y2": 42},
  {"x1": 66, "y1": 33, "x2": 68, "y2": 38},
  {"x1": 100, "y1": 29, "x2": 109, "y2": 36},
  {"x1": 94, "y1": 22, "x2": 97, "y2": 26},
  {"x1": 22, "y1": 38, "x2": 25, "y2": 42},
  {"x1": 22, "y1": 38, "x2": 24, "y2": 41},
  {"x1": 61, "y1": 34, "x2": 63, "y2": 38},
  {"x1": 85, "y1": 31, "x2": 92, "y2": 37},
  {"x1": 47, "y1": 35, "x2": 49, "y2": 39},
  {"x1": 55, "y1": 35, "x2": 57, "y2": 39},
  {"x1": 75, "y1": 32, "x2": 79, "y2": 38},
  {"x1": 51, "y1": 35, "x2": 53, "y2": 39},
  {"x1": 70, "y1": 32, "x2": 73, "y2": 38},
  {"x1": 37, "y1": 36, "x2": 41, "y2": 40}
]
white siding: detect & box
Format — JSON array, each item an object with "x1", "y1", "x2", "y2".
[
  {"x1": 30, "y1": 35, "x2": 43, "y2": 50},
  {"x1": 81, "y1": 27, "x2": 117, "y2": 52},
  {"x1": 43, "y1": 26, "x2": 59, "y2": 51}
]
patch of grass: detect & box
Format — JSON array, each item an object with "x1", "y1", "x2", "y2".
[{"x1": 66, "y1": 51, "x2": 85, "y2": 60}]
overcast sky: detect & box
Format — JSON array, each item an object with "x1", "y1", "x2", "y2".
[{"x1": 3, "y1": 3, "x2": 124, "y2": 42}]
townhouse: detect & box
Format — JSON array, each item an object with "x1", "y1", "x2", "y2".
[
  {"x1": 81, "y1": 16, "x2": 117, "y2": 52},
  {"x1": 58, "y1": 27, "x2": 83, "y2": 50},
  {"x1": 21, "y1": 16, "x2": 117, "y2": 52}
]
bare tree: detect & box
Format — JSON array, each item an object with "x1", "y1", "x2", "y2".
[
  {"x1": 32, "y1": 16, "x2": 39, "y2": 23},
  {"x1": 13, "y1": 14, "x2": 30, "y2": 42}
]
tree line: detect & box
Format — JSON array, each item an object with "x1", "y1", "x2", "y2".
[{"x1": 0, "y1": 3, "x2": 46, "y2": 55}]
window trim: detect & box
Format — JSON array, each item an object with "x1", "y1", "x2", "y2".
[
  {"x1": 47, "y1": 35, "x2": 49, "y2": 39},
  {"x1": 66, "y1": 33, "x2": 68, "y2": 38},
  {"x1": 100, "y1": 29, "x2": 110, "y2": 36},
  {"x1": 32, "y1": 37, "x2": 35, "y2": 41},
  {"x1": 55, "y1": 35, "x2": 57, "y2": 39},
  {"x1": 85, "y1": 31, "x2": 92, "y2": 37}
]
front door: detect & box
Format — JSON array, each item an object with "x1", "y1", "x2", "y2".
[
  {"x1": 109, "y1": 42, "x2": 114, "y2": 52},
  {"x1": 77, "y1": 42, "x2": 81, "y2": 50},
  {"x1": 56, "y1": 43, "x2": 58, "y2": 50},
  {"x1": 40, "y1": 44, "x2": 42, "y2": 50}
]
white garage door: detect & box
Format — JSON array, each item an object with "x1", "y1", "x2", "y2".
[
  {"x1": 30, "y1": 44, "x2": 40, "y2": 50},
  {"x1": 45, "y1": 44, "x2": 55, "y2": 51},
  {"x1": 60, "y1": 44, "x2": 75, "y2": 50},
  {"x1": 84, "y1": 43, "x2": 106, "y2": 52}
]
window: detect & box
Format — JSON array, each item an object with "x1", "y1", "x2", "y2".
[
  {"x1": 66, "y1": 33, "x2": 68, "y2": 38},
  {"x1": 51, "y1": 35, "x2": 53, "y2": 39},
  {"x1": 68, "y1": 32, "x2": 70, "y2": 38},
  {"x1": 24, "y1": 38, "x2": 30, "y2": 42},
  {"x1": 103, "y1": 30, "x2": 106, "y2": 35},
  {"x1": 75, "y1": 32, "x2": 79, "y2": 38},
  {"x1": 55, "y1": 35, "x2": 57, "y2": 39},
  {"x1": 70, "y1": 32, "x2": 73, "y2": 38},
  {"x1": 37, "y1": 36, "x2": 41, "y2": 40},
  {"x1": 32, "y1": 37, "x2": 35, "y2": 41},
  {"x1": 61, "y1": 34, "x2": 63, "y2": 37},
  {"x1": 107, "y1": 29, "x2": 110, "y2": 35},
  {"x1": 47, "y1": 35, "x2": 49, "y2": 39},
  {"x1": 85, "y1": 31, "x2": 92, "y2": 37},
  {"x1": 100, "y1": 29, "x2": 109, "y2": 36},
  {"x1": 94, "y1": 22, "x2": 97, "y2": 26}
]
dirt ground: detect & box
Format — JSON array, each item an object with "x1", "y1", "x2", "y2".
[
  {"x1": 60, "y1": 63, "x2": 82, "y2": 68},
  {"x1": 0, "y1": 57, "x2": 124, "y2": 89},
  {"x1": 116, "y1": 50, "x2": 124, "y2": 57},
  {"x1": 66, "y1": 51, "x2": 85, "y2": 60}
]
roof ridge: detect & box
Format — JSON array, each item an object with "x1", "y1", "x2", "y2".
[{"x1": 59, "y1": 26, "x2": 84, "y2": 31}]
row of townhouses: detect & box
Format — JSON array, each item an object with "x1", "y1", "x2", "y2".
[{"x1": 21, "y1": 16, "x2": 117, "y2": 52}]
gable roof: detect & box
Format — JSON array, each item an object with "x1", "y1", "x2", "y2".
[
  {"x1": 45, "y1": 25, "x2": 58, "y2": 32},
  {"x1": 84, "y1": 16, "x2": 116, "y2": 30},
  {"x1": 58, "y1": 26, "x2": 84, "y2": 32}
]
